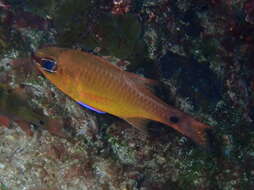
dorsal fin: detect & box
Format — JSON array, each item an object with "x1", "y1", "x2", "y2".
[
  {"x1": 124, "y1": 72, "x2": 166, "y2": 106},
  {"x1": 126, "y1": 72, "x2": 159, "y2": 88},
  {"x1": 87, "y1": 52, "x2": 123, "y2": 71},
  {"x1": 87, "y1": 51, "x2": 159, "y2": 88}
]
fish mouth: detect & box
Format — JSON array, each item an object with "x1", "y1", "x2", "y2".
[{"x1": 31, "y1": 52, "x2": 43, "y2": 64}]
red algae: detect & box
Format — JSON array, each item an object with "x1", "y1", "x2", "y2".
[
  {"x1": 245, "y1": 0, "x2": 254, "y2": 24},
  {"x1": 112, "y1": 0, "x2": 131, "y2": 15},
  {"x1": 0, "y1": 115, "x2": 10, "y2": 127}
]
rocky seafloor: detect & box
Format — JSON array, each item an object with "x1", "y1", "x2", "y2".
[{"x1": 0, "y1": 0, "x2": 254, "y2": 189}]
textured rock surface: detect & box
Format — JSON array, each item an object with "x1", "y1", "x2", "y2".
[{"x1": 0, "y1": 0, "x2": 254, "y2": 189}]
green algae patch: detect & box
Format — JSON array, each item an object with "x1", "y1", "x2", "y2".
[
  {"x1": 53, "y1": 0, "x2": 146, "y2": 65},
  {"x1": 0, "y1": 84, "x2": 48, "y2": 126},
  {"x1": 0, "y1": 183, "x2": 8, "y2": 190},
  {"x1": 108, "y1": 135, "x2": 137, "y2": 165},
  {"x1": 93, "y1": 14, "x2": 143, "y2": 59}
]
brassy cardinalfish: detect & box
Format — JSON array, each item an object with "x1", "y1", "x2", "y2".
[{"x1": 33, "y1": 47, "x2": 212, "y2": 145}]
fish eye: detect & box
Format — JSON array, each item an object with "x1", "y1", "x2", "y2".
[{"x1": 40, "y1": 59, "x2": 57, "y2": 73}]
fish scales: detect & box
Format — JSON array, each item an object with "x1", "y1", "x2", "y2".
[
  {"x1": 57, "y1": 50, "x2": 142, "y2": 113},
  {"x1": 84, "y1": 53, "x2": 183, "y2": 121},
  {"x1": 78, "y1": 58, "x2": 127, "y2": 114},
  {"x1": 34, "y1": 47, "x2": 213, "y2": 146}
]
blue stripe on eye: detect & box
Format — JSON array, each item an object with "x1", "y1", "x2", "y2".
[
  {"x1": 41, "y1": 59, "x2": 56, "y2": 72},
  {"x1": 77, "y1": 101, "x2": 106, "y2": 114}
]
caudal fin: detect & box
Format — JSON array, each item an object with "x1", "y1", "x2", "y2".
[{"x1": 161, "y1": 109, "x2": 212, "y2": 146}]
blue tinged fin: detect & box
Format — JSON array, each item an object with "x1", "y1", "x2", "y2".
[{"x1": 77, "y1": 101, "x2": 106, "y2": 114}]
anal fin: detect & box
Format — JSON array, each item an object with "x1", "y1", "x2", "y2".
[{"x1": 123, "y1": 117, "x2": 150, "y2": 133}]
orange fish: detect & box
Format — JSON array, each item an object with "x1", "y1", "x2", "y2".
[{"x1": 33, "y1": 47, "x2": 212, "y2": 145}]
